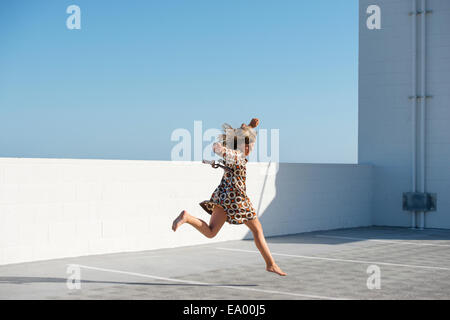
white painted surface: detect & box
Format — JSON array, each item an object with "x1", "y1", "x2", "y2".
[
  {"x1": 0, "y1": 157, "x2": 373, "y2": 265},
  {"x1": 72, "y1": 264, "x2": 344, "y2": 300},
  {"x1": 216, "y1": 247, "x2": 450, "y2": 271},
  {"x1": 359, "y1": 0, "x2": 450, "y2": 228}
]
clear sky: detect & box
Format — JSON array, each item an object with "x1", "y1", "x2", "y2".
[{"x1": 0, "y1": 0, "x2": 358, "y2": 163}]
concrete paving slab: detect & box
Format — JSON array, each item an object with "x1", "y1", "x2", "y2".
[{"x1": 1, "y1": 227, "x2": 450, "y2": 300}]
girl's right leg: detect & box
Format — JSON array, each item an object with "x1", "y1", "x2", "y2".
[
  {"x1": 244, "y1": 217, "x2": 287, "y2": 276},
  {"x1": 172, "y1": 206, "x2": 227, "y2": 238}
]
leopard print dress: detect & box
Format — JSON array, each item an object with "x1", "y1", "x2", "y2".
[{"x1": 199, "y1": 147, "x2": 257, "y2": 225}]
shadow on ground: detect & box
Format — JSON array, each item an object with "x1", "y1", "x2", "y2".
[{"x1": 0, "y1": 276, "x2": 258, "y2": 287}]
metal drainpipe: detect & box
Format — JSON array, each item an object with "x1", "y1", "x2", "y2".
[
  {"x1": 411, "y1": 0, "x2": 417, "y2": 229},
  {"x1": 419, "y1": 0, "x2": 427, "y2": 230}
]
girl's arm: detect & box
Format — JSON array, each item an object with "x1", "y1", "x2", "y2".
[
  {"x1": 212, "y1": 142, "x2": 226, "y2": 157},
  {"x1": 213, "y1": 142, "x2": 243, "y2": 164}
]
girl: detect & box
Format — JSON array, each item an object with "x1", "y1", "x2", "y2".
[{"x1": 172, "y1": 118, "x2": 286, "y2": 276}]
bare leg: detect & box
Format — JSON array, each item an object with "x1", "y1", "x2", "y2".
[
  {"x1": 244, "y1": 217, "x2": 287, "y2": 276},
  {"x1": 172, "y1": 206, "x2": 227, "y2": 238}
]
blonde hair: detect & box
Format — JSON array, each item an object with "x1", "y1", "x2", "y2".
[{"x1": 218, "y1": 119, "x2": 258, "y2": 150}]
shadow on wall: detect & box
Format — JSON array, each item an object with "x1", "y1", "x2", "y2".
[
  {"x1": 243, "y1": 161, "x2": 314, "y2": 242},
  {"x1": 242, "y1": 162, "x2": 432, "y2": 243},
  {"x1": 242, "y1": 225, "x2": 450, "y2": 246},
  {"x1": 244, "y1": 162, "x2": 353, "y2": 242}
]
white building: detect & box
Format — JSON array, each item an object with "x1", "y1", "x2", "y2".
[
  {"x1": 1, "y1": 0, "x2": 449, "y2": 265},
  {"x1": 359, "y1": 0, "x2": 450, "y2": 229}
]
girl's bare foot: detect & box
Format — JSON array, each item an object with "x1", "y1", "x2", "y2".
[
  {"x1": 172, "y1": 210, "x2": 189, "y2": 231},
  {"x1": 266, "y1": 264, "x2": 287, "y2": 276}
]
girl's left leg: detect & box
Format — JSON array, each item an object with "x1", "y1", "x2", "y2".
[{"x1": 172, "y1": 206, "x2": 227, "y2": 238}]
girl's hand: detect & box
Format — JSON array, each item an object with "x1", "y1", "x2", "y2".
[
  {"x1": 249, "y1": 118, "x2": 259, "y2": 128},
  {"x1": 212, "y1": 142, "x2": 225, "y2": 156},
  {"x1": 241, "y1": 118, "x2": 259, "y2": 129}
]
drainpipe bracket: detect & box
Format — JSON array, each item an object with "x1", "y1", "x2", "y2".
[
  {"x1": 409, "y1": 10, "x2": 432, "y2": 16},
  {"x1": 408, "y1": 95, "x2": 433, "y2": 100}
]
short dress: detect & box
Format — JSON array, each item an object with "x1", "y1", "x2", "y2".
[{"x1": 199, "y1": 145, "x2": 257, "y2": 225}]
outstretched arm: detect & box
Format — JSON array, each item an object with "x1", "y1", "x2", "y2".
[
  {"x1": 212, "y1": 142, "x2": 226, "y2": 157},
  {"x1": 213, "y1": 142, "x2": 242, "y2": 165}
]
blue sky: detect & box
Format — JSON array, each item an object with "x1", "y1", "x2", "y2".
[{"x1": 0, "y1": 0, "x2": 358, "y2": 163}]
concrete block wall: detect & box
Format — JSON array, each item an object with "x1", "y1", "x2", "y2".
[
  {"x1": 359, "y1": 0, "x2": 450, "y2": 228},
  {"x1": 0, "y1": 157, "x2": 373, "y2": 265}
]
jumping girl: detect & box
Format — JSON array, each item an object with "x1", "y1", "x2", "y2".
[{"x1": 172, "y1": 118, "x2": 286, "y2": 276}]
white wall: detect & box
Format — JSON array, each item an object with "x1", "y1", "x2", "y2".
[
  {"x1": 0, "y1": 157, "x2": 373, "y2": 265},
  {"x1": 359, "y1": 0, "x2": 450, "y2": 228}
]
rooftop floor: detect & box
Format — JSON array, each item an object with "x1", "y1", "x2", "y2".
[{"x1": 1, "y1": 226, "x2": 450, "y2": 300}]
